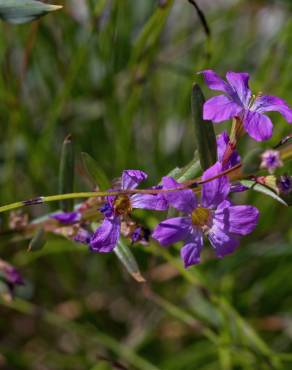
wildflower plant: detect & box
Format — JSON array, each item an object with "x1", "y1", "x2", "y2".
[
  {"x1": 1, "y1": 3, "x2": 292, "y2": 369},
  {"x1": 0, "y1": 70, "x2": 291, "y2": 280}
]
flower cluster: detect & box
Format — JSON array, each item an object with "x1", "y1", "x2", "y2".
[{"x1": 49, "y1": 70, "x2": 292, "y2": 268}]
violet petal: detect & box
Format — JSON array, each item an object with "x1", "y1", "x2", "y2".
[
  {"x1": 203, "y1": 95, "x2": 242, "y2": 123},
  {"x1": 74, "y1": 229, "x2": 92, "y2": 245},
  {"x1": 90, "y1": 217, "x2": 120, "y2": 253},
  {"x1": 162, "y1": 176, "x2": 197, "y2": 213},
  {"x1": 180, "y1": 227, "x2": 203, "y2": 267},
  {"x1": 200, "y1": 69, "x2": 232, "y2": 94},
  {"x1": 230, "y1": 183, "x2": 248, "y2": 193},
  {"x1": 252, "y1": 95, "x2": 292, "y2": 123},
  {"x1": 243, "y1": 110, "x2": 273, "y2": 141},
  {"x1": 152, "y1": 217, "x2": 192, "y2": 247},
  {"x1": 226, "y1": 71, "x2": 251, "y2": 107},
  {"x1": 130, "y1": 193, "x2": 168, "y2": 211},
  {"x1": 216, "y1": 131, "x2": 241, "y2": 167},
  {"x1": 201, "y1": 162, "x2": 230, "y2": 208},
  {"x1": 214, "y1": 201, "x2": 259, "y2": 236},
  {"x1": 121, "y1": 170, "x2": 147, "y2": 190},
  {"x1": 51, "y1": 211, "x2": 81, "y2": 224},
  {"x1": 208, "y1": 224, "x2": 240, "y2": 258}
]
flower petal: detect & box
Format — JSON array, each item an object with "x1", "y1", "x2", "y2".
[
  {"x1": 51, "y1": 211, "x2": 81, "y2": 224},
  {"x1": 226, "y1": 71, "x2": 251, "y2": 107},
  {"x1": 208, "y1": 224, "x2": 240, "y2": 258},
  {"x1": 74, "y1": 229, "x2": 92, "y2": 245},
  {"x1": 230, "y1": 183, "x2": 248, "y2": 193},
  {"x1": 162, "y1": 176, "x2": 197, "y2": 213},
  {"x1": 216, "y1": 131, "x2": 229, "y2": 162},
  {"x1": 252, "y1": 95, "x2": 292, "y2": 123},
  {"x1": 201, "y1": 162, "x2": 230, "y2": 208},
  {"x1": 244, "y1": 110, "x2": 273, "y2": 141},
  {"x1": 216, "y1": 131, "x2": 241, "y2": 167},
  {"x1": 130, "y1": 193, "x2": 168, "y2": 211},
  {"x1": 121, "y1": 170, "x2": 147, "y2": 190},
  {"x1": 214, "y1": 202, "x2": 259, "y2": 236},
  {"x1": 180, "y1": 228, "x2": 203, "y2": 267},
  {"x1": 152, "y1": 217, "x2": 192, "y2": 246},
  {"x1": 90, "y1": 217, "x2": 120, "y2": 253},
  {"x1": 200, "y1": 69, "x2": 231, "y2": 94},
  {"x1": 203, "y1": 95, "x2": 242, "y2": 123}
]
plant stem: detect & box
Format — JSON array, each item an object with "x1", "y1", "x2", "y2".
[{"x1": 0, "y1": 163, "x2": 243, "y2": 215}]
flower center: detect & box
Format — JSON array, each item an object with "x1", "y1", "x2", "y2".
[
  {"x1": 114, "y1": 195, "x2": 132, "y2": 216},
  {"x1": 248, "y1": 92, "x2": 263, "y2": 109},
  {"x1": 191, "y1": 207, "x2": 211, "y2": 227}
]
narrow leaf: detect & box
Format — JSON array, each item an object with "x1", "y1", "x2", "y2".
[
  {"x1": 240, "y1": 179, "x2": 288, "y2": 206},
  {"x1": 114, "y1": 240, "x2": 146, "y2": 283},
  {"x1": 81, "y1": 152, "x2": 110, "y2": 190},
  {"x1": 177, "y1": 157, "x2": 201, "y2": 183},
  {"x1": 0, "y1": 0, "x2": 62, "y2": 24},
  {"x1": 59, "y1": 134, "x2": 75, "y2": 212},
  {"x1": 28, "y1": 227, "x2": 46, "y2": 252},
  {"x1": 165, "y1": 154, "x2": 200, "y2": 183},
  {"x1": 191, "y1": 84, "x2": 217, "y2": 170}
]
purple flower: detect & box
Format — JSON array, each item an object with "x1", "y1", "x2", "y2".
[
  {"x1": 51, "y1": 211, "x2": 81, "y2": 224},
  {"x1": 90, "y1": 170, "x2": 168, "y2": 253},
  {"x1": 260, "y1": 149, "x2": 283, "y2": 174},
  {"x1": 201, "y1": 70, "x2": 292, "y2": 141},
  {"x1": 152, "y1": 162, "x2": 259, "y2": 267}
]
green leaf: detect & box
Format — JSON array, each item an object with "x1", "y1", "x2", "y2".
[
  {"x1": 59, "y1": 134, "x2": 75, "y2": 212},
  {"x1": 191, "y1": 84, "x2": 217, "y2": 171},
  {"x1": 114, "y1": 240, "x2": 145, "y2": 283},
  {"x1": 165, "y1": 154, "x2": 201, "y2": 183},
  {"x1": 0, "y1": 0, "x2": 62, "y2": 24},
  {"x1": 242, "y1": 148, "x2": 264, "y2": 175},
  {"x1": 81, "y1": 152, "x2": 110, "y2": 190},
  {"x1": 240, "y1": 179, "x2": 288, "y2": 206},
  {"x1": 176, "y1": 157, "x2": 201, "y2": 183},
  {"x1": 28, "y1": 227, "x2": 46, "y2": 252}
]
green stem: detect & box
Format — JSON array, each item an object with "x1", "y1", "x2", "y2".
[{"x1": 0, "y1": 163, "x2": 243, "y2": 214}]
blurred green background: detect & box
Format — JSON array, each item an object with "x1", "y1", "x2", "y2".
[{"x1": 0, "y1": 0, "x2": 292, "y2": 369}]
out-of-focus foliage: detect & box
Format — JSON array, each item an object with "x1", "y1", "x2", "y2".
[{"x1": 0, "y1": 0, "x2": 292, "y2": 369}]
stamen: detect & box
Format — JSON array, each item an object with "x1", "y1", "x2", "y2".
[
  {"x1": 114, "y1": 195, "x2": 132, "y2": 216},
  {"x1": 191, "y1": 207, "x2": 211, "y2": 227},
  {"x1": 248, "y1": 94, "x2": 256, "y2": 109}
]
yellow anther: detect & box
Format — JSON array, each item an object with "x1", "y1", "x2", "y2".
[
  {"x1": 114, "y1": 195, "x2": 132, "y2": 215},
  {"x1": 191, "y1": 207, "x2": 211, "y2": 227}
]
